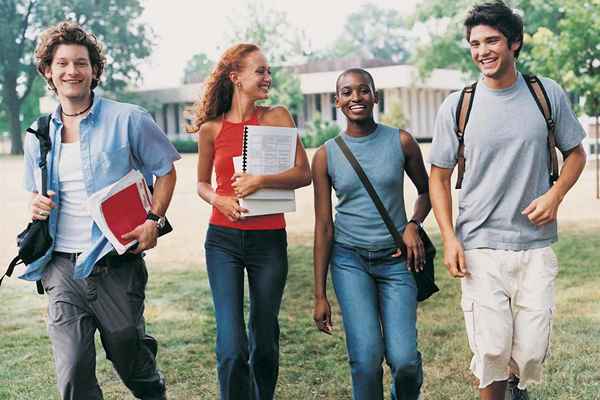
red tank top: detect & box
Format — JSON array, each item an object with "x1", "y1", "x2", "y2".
[{"x1": 209, "y1": 111, "x2": 286, "y2": 230}]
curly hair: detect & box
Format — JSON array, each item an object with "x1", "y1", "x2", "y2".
[
  {"x1": 35, "y1": 21, "x2": 106, "y2": 93},
  {"x1": 189, "y1": 43, "x2": 260, "y2": 132}
]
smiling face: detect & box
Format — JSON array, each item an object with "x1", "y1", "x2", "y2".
[
  {"x1": 232, "y1": 50, "x2": 272, "y2": 101},
  {"x1": 469, "y1": 24, "x2": 520, "y2": 83},
  {"x1": 335, "y1": 71, "x2": 378, "y2": 123},
  {"x1": 44, "y1": 44, "x2": 95, "y2": 103}
]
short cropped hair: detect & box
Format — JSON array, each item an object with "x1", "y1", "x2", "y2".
[
  {"x1": 335, "y1": 68, "x2": 377, "y2": 94},
  {"x1": 35, "y1": 21, "x2": 106, "y2": 93},
  {"x1": 464, "y1": 1, "x2": 524, "y2": 59}
]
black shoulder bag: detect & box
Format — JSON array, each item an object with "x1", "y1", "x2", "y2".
[
  {"x1": 334, "y1": 135, "x2": 439, "y2": 302},
  {"x1": 1, "y1": 115, "x2": 53, "y2": 294}
]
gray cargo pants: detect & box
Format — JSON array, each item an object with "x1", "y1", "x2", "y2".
[{"x1": 42, "y1": 252, "x2": 166, "y2": 400}]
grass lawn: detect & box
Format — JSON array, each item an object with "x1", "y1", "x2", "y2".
[{"x1": 1, "y1": 230, "x2": 599, "y2": 399}]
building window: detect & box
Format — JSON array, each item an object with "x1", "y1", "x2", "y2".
[
  {"x1": 315, "y1": 94, "x2": 322, "y2": 113},
  {"x1": 162, "y1": 104, "x2": 169, "y2": 134},
  {"x1": 378, "y1": 90, "x2": 385, "y2": 114},
  {"x1": 173, "y1": 103, "x2": 180, "y2": 134},
  {"x1": 330, "y1": 93, "x2": 337, "y2": 121}
]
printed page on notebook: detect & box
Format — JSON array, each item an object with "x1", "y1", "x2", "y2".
[
  {"x1": 88, "y1": 170, "x2": 152, "y2": 254},
  {"x1": 243, "y1": 125, "x2": 297, "y2": 175}
]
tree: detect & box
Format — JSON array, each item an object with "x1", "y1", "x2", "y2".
[
  {"x1": 526, "y1": 0, "x2": 599, "y2": 117},
  {"x1": 412, "y1": 0, "x2": 563, "y2": 77},
  {"x1": 0, "y1": 0, "x2": 153, "y2": 154},
  {"x1": 183, "y1": 53, "x2": 214, "y2": 84},
  {"x1": 322, "y1": 3, "x2": 412, "y2": 63},
  {"x1": 222, "y1": 3, "x2": 305, "y2": 120}
]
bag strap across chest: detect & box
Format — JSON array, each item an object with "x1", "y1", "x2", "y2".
[{"x1": 453, "y1": 75, "x2": 559, "y2": 189}]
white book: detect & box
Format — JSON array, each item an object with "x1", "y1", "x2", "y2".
[
  {"x1": 230, "y1": 124, "x2": 299, "y2": 216},
  {"x1": 240, "y1": 198, "x2": 296, "y2": 217}
]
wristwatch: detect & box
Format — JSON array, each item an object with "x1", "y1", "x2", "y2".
[
  {"x1": 146, "y1": 212, "x2": 166, "y2": 230},
  {"x1": 407, "y1": 219, "x2": 422, "y2": 229}
]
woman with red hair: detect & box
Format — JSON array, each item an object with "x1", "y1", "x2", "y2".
[{"x1": 191, "y1": 43, "x2": 310, "y2": 400}]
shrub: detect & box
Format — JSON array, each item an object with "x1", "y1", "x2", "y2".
[
  {"x1": 171, "y1": 138, "x2": 197, "y2": 153},
  {"x1": 302, "y1": 114, "x2": 341, "y2": 148}
]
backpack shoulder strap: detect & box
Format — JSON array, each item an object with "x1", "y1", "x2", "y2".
[
  {"x1": 25, "y1": 114, "x2": 52, "y2": 196},
  {"x1": 523, "y1": 75, "x2": 559, "y2": 184},
  {"x1": 454, "y1": 82, "x2": 477, "y2": 189}
]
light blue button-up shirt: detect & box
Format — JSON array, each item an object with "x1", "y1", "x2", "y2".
[{"x1": 22, "y1": 94, "x2": 181, "y2": 281}]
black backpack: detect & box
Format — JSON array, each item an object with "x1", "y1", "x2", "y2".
[
  {"x1": 453, "y1": 75, "x2": 559, "y2": 189},
  {"x1": 1, "y1": 115, "x2": 53, "y2": 294}
]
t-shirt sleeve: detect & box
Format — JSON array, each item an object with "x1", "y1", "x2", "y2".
[
  {"x1": 429, "y1": 91, "x2": 461, "y2": 169},
  {"x1": 128, "y1": 109, "x2": 182, "y2": 177},
  {"x1": 543, "y1": 78, "x2": 586, "y2": 152}
]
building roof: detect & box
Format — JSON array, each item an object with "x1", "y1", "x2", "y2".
[
  {"x1": 131, "y1": 83, "x2": 202, "y2": 104},
  {"x1": 300, "y1": 64, "x2": 468, "y2": 94}
]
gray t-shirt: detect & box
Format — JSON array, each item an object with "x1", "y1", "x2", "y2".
[{"x1": 430, "y1": 73, "x2": 585, "y2": 250}]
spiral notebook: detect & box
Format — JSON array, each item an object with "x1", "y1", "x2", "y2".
[{"x1": 237, "y1": 125, "x2": 298, "y2": 216}]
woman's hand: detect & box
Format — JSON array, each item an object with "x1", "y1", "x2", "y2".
[
  {"x1": 402, "y1": 222, "x2": 425, "y2": 272},
  {"x1": 313, "y1": 297, "x2": 333, "y2": 335},
  {"x1": 231, "y1": 172, "x2": 263, "y2": 198},
  {"x1": 213, "y1": 194, "x2": 248, "y2": 221},
  {"x1": 31, "y1": 191, "x2": 56, "y2": 221}
]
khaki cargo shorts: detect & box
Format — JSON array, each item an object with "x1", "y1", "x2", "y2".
[{"x1": 461, "y1": 247, "x2": 558, "y2": 389}]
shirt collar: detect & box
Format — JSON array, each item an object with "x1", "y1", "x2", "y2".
[{"x1": 51, "y1": 91, "x2": 102, "y2": 124}]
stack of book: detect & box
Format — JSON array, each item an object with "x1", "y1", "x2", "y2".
[{"x1": 235, "y1": 125, "x2": 298, "y2": 217}]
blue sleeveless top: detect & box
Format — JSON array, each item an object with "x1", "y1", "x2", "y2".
[{"x1": 325, "y1": 123, "x2": 408, "y2": 250}]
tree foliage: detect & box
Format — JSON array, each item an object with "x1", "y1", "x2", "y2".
[
  {"x1": 415, "y1": 0, "x2": 599, "y2": 117},
  {"x1": 182, "y1": 53, "x2": 214, "y2": 84},
  {"x1": 0, "y1": 0, "x2": 153, "y2": 154},
  {"x1": 526, "y1": 0, "x2": 600, "y2": 117},
  {"x1": 316, "y1": 3, "x2": 411, "y2": 63},
  {"x1": 222, "y1": 3, "x2": 305, "y2": 120},
  {"x1": 412, "y1": 0, "x2": 563, "y2": 78}
]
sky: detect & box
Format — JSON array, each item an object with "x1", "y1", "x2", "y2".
[{"x1": 138, "y1": 0, "x2": 421, "y2": 89}]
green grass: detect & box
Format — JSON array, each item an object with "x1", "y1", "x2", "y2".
[{"x1": 1, "y1": 230, "x2": 599, "y2": 399}]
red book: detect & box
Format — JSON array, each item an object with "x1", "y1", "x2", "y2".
[{"x1": 100, "y1": 182, "x2": 149, "y2": 245}]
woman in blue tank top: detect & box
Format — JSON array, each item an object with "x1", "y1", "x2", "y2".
[{"x1": 312, "y1": 68, "x2": 431, "y2": 400}]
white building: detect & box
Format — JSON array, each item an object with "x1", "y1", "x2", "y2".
[
  {"x1": 129, "y1": 62, "x2": 469, "y2": 141},
  {"x1": 299, "y1": 64, "x2": 466, "y2": 140}
]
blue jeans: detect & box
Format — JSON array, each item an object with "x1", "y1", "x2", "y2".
[
  {"x1": 204, "y1": 224, "x2": 288, "y2": 400},
  {"x1": 331, "y1": 242, "x2": 423, "y2": 400}
]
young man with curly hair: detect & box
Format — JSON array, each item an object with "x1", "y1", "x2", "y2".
[{"x1": 22, "y1": 21, "x2": 180, "y2": 399}]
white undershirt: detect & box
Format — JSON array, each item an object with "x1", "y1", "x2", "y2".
[{"x1": 55, "y1": 142, "x2": 93, "y2": 252}]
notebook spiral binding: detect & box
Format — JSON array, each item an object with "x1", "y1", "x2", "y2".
[{"x1": 242, "y1": 125, "x2": 248, "y2": 172}]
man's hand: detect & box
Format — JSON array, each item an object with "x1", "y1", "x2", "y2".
[
  {"x1": 122, "y1": 220, "x2": 158, "y2": 254},
  {"x1": 31, "y1": 191, "x2": 56, "y2": 220},
  {"x1": 231, "y1": 172, "x2": 263, "y2": 198},
  {"x1": 443, "y1": 235, "x2": 468, "y2": 278},
  {"x1": 313, "y1": 297, "x2": 333, "y2": 335},
  {"x1": 522, "y1": 190, "x2": 562, "y2": 226}
]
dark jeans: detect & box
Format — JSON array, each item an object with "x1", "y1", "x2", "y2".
[
  {"x1": 204, "y1": 224, "x2": 288, "y2": 400},
  {"x1": 331, "y1": 242, "x2": 423, "y2": 400},
  {"x1": 42, "y1": 253, "x2": 166, "y2": 400}
]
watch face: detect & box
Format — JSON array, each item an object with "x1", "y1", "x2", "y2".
[{"x1": 157, "y1": 218, "x2": 166, "y2": 230}]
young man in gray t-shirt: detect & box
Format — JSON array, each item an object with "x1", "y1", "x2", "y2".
[{"x1": 429, "y1": 2, "x2": 587, "y2": 400}]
